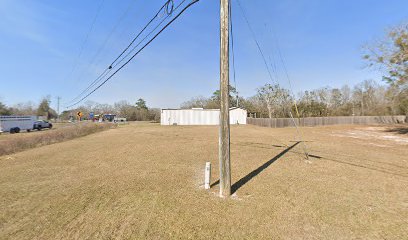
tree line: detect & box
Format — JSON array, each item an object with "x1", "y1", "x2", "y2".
[
  {"x1": 60, "y1": 98, "x2": 160, "y2": 122},
  {"x1": 181, "y1": 79, "x2": 407, "y2": 118},
  {"x1": 0, "y1": 97, "x2": 58, "y2": 119},
  {"x1": 0, "y1": 97, "x2": 160, "y2": 122},
  {"x1": 182, "y1": 22, "x2": 408, "y2": 119},
  {"x1": 1, "y1": 23, "x2": 407, "y2": 121}
]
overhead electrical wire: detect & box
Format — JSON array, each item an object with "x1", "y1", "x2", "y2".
[
  {"x1": 235, "y1": 0, "x2": 276, "y2": 85},
  {"x1": 67, "y1": 1, "x2": 185, "y2": 106},
  {"x1": 110, "y1": 0, "x2": 176, "y2": 68},
  {"x1": 66, "y1": 0, "x2": 200, "y2": 108},
  {"x1": 66, "y1": 0, "x2": 140, "y2": 97},
  {"x1": 64, "y1": 0, "x2": 105, "y2": 85},
  {"x1": 110, "y1": 0, "x2": 183, "y2": 69},
  {"x1": 67, "y1": 0, "x2": 175, "y2": 104},
  {"x1": 66, "y1": 0, "x2": 182, "y2": 105},
  {"x1": 261, "y1": 23, "x2": 280, "y2": 83},
  {"x1": 235, "y1": 0, "x2": 309, "y2": 159},
  {"x1": 229, "y1": 0, "x2": 239, "y2": 107},
  {"x1": 93, "y1": 0, "x2": 140, "y2": 64},
  {"x1": 66, "y1": 0, "x2": 197, "y2": 108},
  {"x1": 264, "y1": 24, "x2": 303, "y2": 119},
  {"x1": 268, "y1": 26, "x2": 309, "y2": 158},
  {"x1": 262, "y1": 21, "x2": 309, "y2": 159}
]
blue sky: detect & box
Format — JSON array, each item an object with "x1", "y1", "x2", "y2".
[{"x1": 0, "y1": 0, "x2": 407, "y2": 110}]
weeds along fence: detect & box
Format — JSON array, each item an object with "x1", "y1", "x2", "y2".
[{"x1": 247, "y1": 115, "x2": 407, "y2": 128}]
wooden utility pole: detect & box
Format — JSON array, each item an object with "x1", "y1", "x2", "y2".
[
  {"x1": 219, "y1": 0, "x2": 231, "y2": 197},
  {"x1": 57, "y1": 96, "x2": 61, "y2": 122}
]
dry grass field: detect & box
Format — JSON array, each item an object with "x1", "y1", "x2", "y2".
[
  {"x1": 0, "y1": 122, "x2": 407, "y2": 239},
  {"x1": 0, "y1": 122, "x2": 116, "y2": 156}
]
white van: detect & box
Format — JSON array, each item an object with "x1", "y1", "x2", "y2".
[{"x1": 0, "y1": 116, "x2": 37, "y2": 134}]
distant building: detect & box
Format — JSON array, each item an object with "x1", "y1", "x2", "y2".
[{"x1": 160, "y1": 107, "x2": 247, "y2": 126}]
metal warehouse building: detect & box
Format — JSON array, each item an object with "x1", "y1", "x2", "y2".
[{"x1": 161, "y1": 107, "x2": 247, "y2": 125}]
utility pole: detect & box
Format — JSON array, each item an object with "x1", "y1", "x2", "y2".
[
  {"x1": 219, "y1": 0, "x2": 231, "y2": 197},
  {"x1": 57, "y1": 96, "x2": 61, "y2": 121},
  {"x1": 360, "y1": 89, "x2": 364, "y2": 116}
]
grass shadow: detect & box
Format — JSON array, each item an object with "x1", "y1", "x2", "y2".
[{"x1": 231, "y1": 142, "x2": 300, "y2": 194}]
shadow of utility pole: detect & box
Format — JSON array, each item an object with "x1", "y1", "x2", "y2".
[{"x1": 231, "y1": 141, "x2": 300, "y2": 194}]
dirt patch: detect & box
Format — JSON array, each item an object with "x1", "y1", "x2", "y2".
[{"x1": 331, "y1": 125, "x2": 408, "y2": 146}]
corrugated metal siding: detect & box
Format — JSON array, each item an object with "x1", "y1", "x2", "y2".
[
  {"x1": 161, "y1": 108, "x2": 247, "y2": 125},
  {"x1": 230, "y1": 108, "x2": 247, "y2": 124},
  {"x1": 0, "y1": 116, "x2": 37, "y2": 132}
]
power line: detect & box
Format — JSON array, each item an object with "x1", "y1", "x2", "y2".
[
  {"x1": 264, "y1": 23, "x2": 310, "y2": 159},
  {"x1": 66, "y1": 0, "x2": 200, "y2": 108},
  {"x1": 229, "y1": 0, "x2": 239, "y2": 107},
  {"x1": 262, "y1": 23, "x2": 280, "y2": 83},
  {"x1": 68, "y1": 0, "x2": 140, "y2": 94},
  {"x1": 111, "y1": 0, "x2": 175, "y2": 68},
  {"x1": 235, "y1": 0, "x2": 308, "y2": 158},
  {"x1": 90, "y1": 0, "x2": 140, "y2": 66},
  {"x1": 67, "y1": 1, "x2": 173, "y2": 104},
  {"x1": 265, "y1": 25, "x2": 303, "y2": 118},
  {"x1": 67, "y1": 0, "x2": 185, "y2": 105},
  {"x1": 111, "y1": 0, "x2": 186, "y2": 69},
  {"x1": 66, "y1": 0, "x2": 198, "y2": 108},
  {"x1": 66, "y1": 0, "x2": 180, "y2": 105},
  {"x1": 64, "y1": 0, "x2": 105, "y2": 84},
  {"x1": 235, "y1": 0, "x2": 276, "y2": 85}
]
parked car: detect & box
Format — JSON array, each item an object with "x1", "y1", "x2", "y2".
[{"x1": 33, "y1": 120, "x2": 53, "y2": 131}]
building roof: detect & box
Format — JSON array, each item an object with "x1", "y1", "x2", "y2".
[{"x1": 161, "y1": 107, "x2": 246, "y2": 111}]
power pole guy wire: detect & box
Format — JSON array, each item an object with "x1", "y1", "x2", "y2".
[
  {"x1": 235, "y1": 0, "x2": 276, "y2": 85},
  {"x1": 229, "y1": 0, "x2": 239, "y2": 107}
]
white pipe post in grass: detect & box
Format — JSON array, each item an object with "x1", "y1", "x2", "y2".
[{"x1": 204, "y1": 162, "x2": 211, "y2": 189}]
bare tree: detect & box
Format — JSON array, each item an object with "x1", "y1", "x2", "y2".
[
  {"x1": 257, "y1": 84, "x2": 279, "y2": 118},
  {"x1": 180, "y1": 96, "x2": 209, "y2": 109},
  {"x1": 10, "y1": 102, "x2": 36, "y2": 115},
  {"x1": 364, "y1": 22, "x2": 408, "y2": 117},
  {"x1": 364, "y1": 23, "x2": 408, "y2": 87},
  {"x1": 256, "y1": 84, "x2": 291, "y2": 118}
]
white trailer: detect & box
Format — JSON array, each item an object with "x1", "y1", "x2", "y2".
[
  {"x1": 0, "y1": 116, "x2": 37, "y2": 134},
  {"x1": 160, "y1": 107, "x2": 247, "y2": 125}
]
